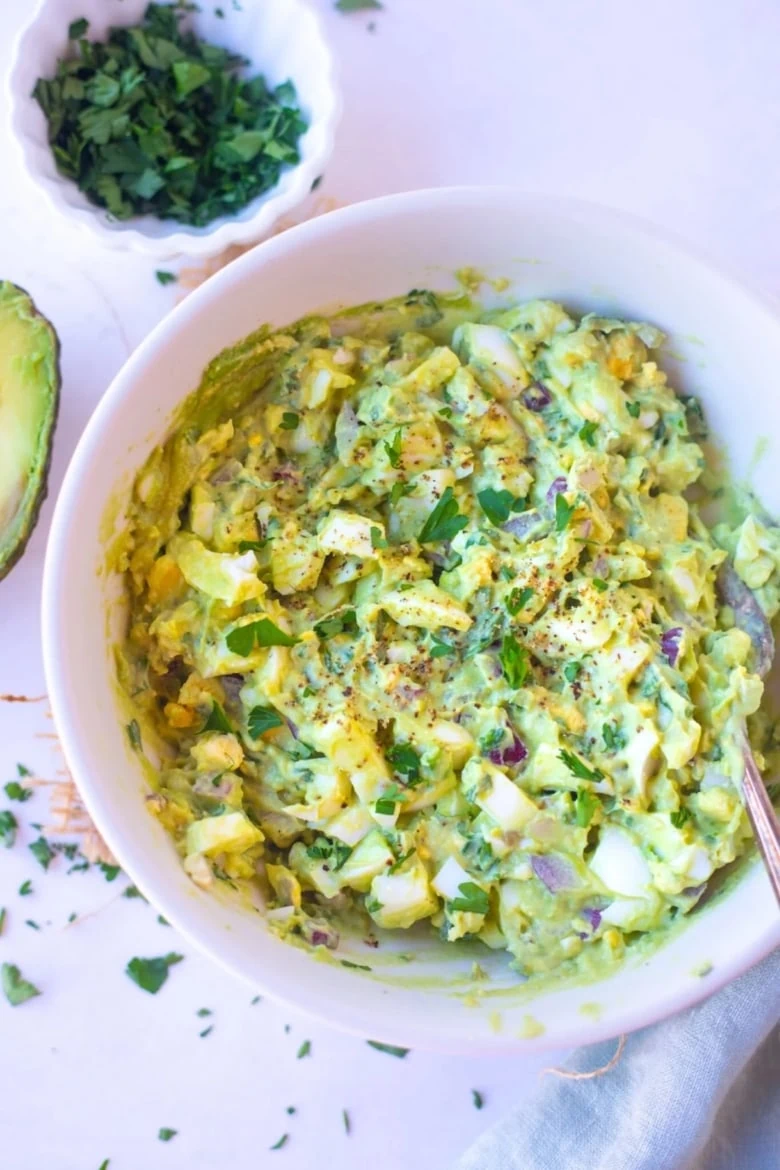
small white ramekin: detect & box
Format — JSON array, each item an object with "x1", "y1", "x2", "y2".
[{"x1": 7, "y1": 0, "x2": 340, "y2": 259}]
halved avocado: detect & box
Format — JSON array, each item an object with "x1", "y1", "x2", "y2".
[{"x1": 0, "y1": 282, "x2": 60, "y2": 581}]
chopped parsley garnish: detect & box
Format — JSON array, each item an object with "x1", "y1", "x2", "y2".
[
  {"x1": 374, "y1": 796, "x2": 398, "y2": 816},
  {"x1": 196, "y1": 1008, "x2": 212, "y2": 1017},
  {"x1": 429, "y1": 633, "x2": 455, "y2": 658},
  {"x1": 670, "y1": 807, "x2": 691, "y2": 829},
  {"x1": 270, "y1": 1134, "x2": 289, "y2": 1151},
  {"x1": 558, "y1": 750, "x2": 604, "y2": 783},
  {"x1": 296, "y1": 1039, "x2": 312, "y2": 1059},
  {"x1": 280, "y1": 412, "x2": 300, "y2": 430},
  {"x1": 126, "y1": 952, "x2": 183, "y2": 994},
  {"x1": 479, "y1": 728, "x2": 504, "y2": 753},
  {"x1": 226, "y1": 618, "x2": 298, "y2": 655},
  {"x1": 389, "y1": 481, "x2": 414, "y2": 505},
  {"x1": 418, "y1": 487, "x2": 468, "y2": 544},
  {"x1": 335, "y1": 0, "x2": 383, "y2": 10},
  {"x1": 592, "y1": 577, "x2": 609, "y2": 592},
  {"x1": 123, "y1": 885, "x2": 146, "y2": 900},
  {"x1": 506, "y1": 586, "x2": 534, "y2": 616},
  {"x1": 2, "y1": 962, "x2": 41, "y2": 1006},
  {"x1": 472, "y1": 1089, "x2": 485, "y2": 1110},
  {"x1": 204, "y1": 699, "x2": 232, "y2": 733},
  {"x1": 4, "y1": 780, "x2": 32, "y2": 802},
  {"x1": 98, "y1": 862, "x2": 121, "y2": 882},
  {"x1": 383, "y1": 428, "x2": 403, "y2": 468},
  {"x1": 29, "y1": 836, "x2": 54, "y2": 870},
  {"x1": 17, "y1": 764, "x2": 32, "y2": 776},
  {"x1": 126, "y1": 719, "x2": 142, "y2": 751},
  {"x1": 237, "y1": 538, "x2": 267, "y2": 553},
  {"x1": 563, "y1": 661, "x2": 581, "y2": 684},
  {"x1": 439, "y1": 406, "x2": 453, "y2": 419},
  {"x1": 370, "y1": 526, "x2": 388, "y2": 549},
  {"x1": 342, "y1": 1109, "x2": 351, "y2": 1134},
  {"x1": 578, "y1": 420, "x2": 598, "y2": 446},
  {"x1": 602, "y1": 723, "x2": 626, "y2": 752},
  {"x1": 158, "y1": 1129, "x2": 177, "y2": 1142},
  {"x1": 626, "y1": 401, "x2": 641, "y2": 418},
  {"x1": 248, "y1": 705, "x2": 284, "y2": 738},
  {"x1": 155, "y1": 270, "x2": 177, "y2": 286},
  {"x1": 477, "y1": 488, "x2": 526, "y2": 526},
  {"x1": 314, "y1": 609, "x2": 358, "y2": 639},
  {"x1": 34, "y1": 7, "x2": 307, "y2": 227},
  {"x1": 18, "y1": 880, "x2": 33, "y2": 896},
  {"x1": 575, "y1": 790, "x2": 600, "y2": 827},
  {"x1": 26, "y1": 920, "x2": 40, "y2": 931},
  {"x1": 366, "y1": 1040, "x2": 409, "y2": 1058},
  {"x1": 306, "y1": 837, "x2": 351, "y2": 869},
  {"x1": 98, "y1": 1162, "x2": 110, "y2": 1170},
  {"x1": 0, "y1": 810, "x2": 17, "y2": 848},
  {"x1": 554, "y1": 492, "x2": 576, "y2": 532},
  {"x1": 386, "y1": 742, "x2": 421, "y2": 785},
  {"x1": 499, "y1": 634, "x2": 528, "y2": 688},
  {"x1": 341, "y1": 959, "x2": 372, "y2": 971},
  {"x1": 450, "y1": 882, "x2": 489, "y2": 915}
]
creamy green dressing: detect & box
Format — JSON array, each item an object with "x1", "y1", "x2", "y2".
[{"x1": 116, "y1": 291, "x2": 780, "y2": 986}]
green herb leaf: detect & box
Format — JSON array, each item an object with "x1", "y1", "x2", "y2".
[
  {"x1": 499, "y1": 634, "x2": 528, "y2": 688},
  {"x1": 247, "y1": 705, "x2": 284, "y2": 739},
  {"x1": 563, "y1": 661, "x2": 581, "y2": 684},
  {"x1": 450, "y1": 882, "x2": 489, "y2": 915},
  {"x1": 314, "y1": 609, "x2": 358, "y2": 639},
  {"x1": 430, "y1": 633, "x2": 455, "y2": 658},
  {"x1": 126, "y1": 952, "x2": 183, "y2": 994},
  {"x1": 558, "y1": 749, "x2": 604, "y2": 783},
  {"x1": 575, "y1": 790, "x2": 600, "y2": 827},
  {"x1": 204, "y1": 699, "x2": 232, "y2": 733},
  {"x1": 29, "y1": 836, "x2": 54, "y2": 871},
  {"x1": 386, "y1": 742, "x2": 422, "y2": 784},
  {"x1": 99, "y1": 1161, "x2": 110, "y2": 1170},
  {"x1": 98, "y1": 862, "x2": 121, "y2": 882},
  {"x1": 0, "y1": 810, "x2": 17, "y2": 848},
  {"x1": 506, "y1": 586, "x2": 534, "y2": 616},
  {"x1": 418, "y1": 487, "x2": 468, "y2": 544},
  {"x1": 592, "y1": 577, "x2": 608, "y2": 592},
  {"x1": 270, "y1": 1134, "x2": 289, "y2": 1150},
  {"x1": 127, "y1": 720, "x2": 142, "y2": 751},
  {"x1": 306, "y1": 837, "x2": 351, "y2": 870},
  {"x1": 472, "y1": 1089, "x2": 485, "y2": 1110},
  {"x1": 227, "y1": 618, "x2": 298, "y2": 656},
  {"x1": 158, "y1": 1128, "x2": 178, "y2": 1142},
  {"x1": 374, "y1": 797, "x2": 397, "y2": 816},
  {"x1": 123, "y1": 885, "x2": 146, "y2": 900},
  {"x1": 601, "y1": 723, "x2": 626, "y2": 752},
  {"x1": 341, "y1": 959, "x2": 371, "y2": 971},
  {"x1": 578, "y1": 420, "x2": 598, "y2": 446},
  {"x1": 17, "y1": 764, "x2": 32, "y2": 777},
  {"x1": 335, "y1": 0, "x2": 382, "y2": 10},
  {"x1": 237, "y1": 539, "x2": 267, "y2": 553},
  {"x1": 68, "y1": 17, "x2": 89, "y2": 39},
  {"x1": 477, "y1": 488, "x2": 525, "y2": 526},
  {"x1": 296, "y1": 1039, "x2": 311, "y2": 1059},
  {"x1": 670, "y1": 807, "x2": 691, "y2": 829},
  {"x1": 155, "y1": 270, "x2": 177, "y2": 286},
  {"x1": 554, "y1": 492, "x2": 576, "y2": 532},
  {"x1": 626, "y1": 401, "x2": 641, "y2": 418},
  {"x1": 389, "y1": 482, "x2": 414, "y2": 505},
  {"x1": 342, "y1": 1108, "x2": 351, "y2": 1133},
  {"x1": 18, "y1": 880, "x2": 32, "y2": 896},
  {"x1": 383, "y1": 428, "x2": 403, "y2": 469},
  {"x1": 2, "y1": 962, "x2": 41, "y2": 1006},
  {"x1": 4, "y1": 781, "x2": 32, "y2": 802},
  {"x1": 280, "y1": 412, "x2": 300, "y2": 430},
  {"x1": 366, "y1": 1040, "x2": 409, "y2": 1057}
]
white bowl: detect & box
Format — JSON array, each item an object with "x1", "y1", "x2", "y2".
[
  {"x1": 8, "y1": 0, "x2": 339, "y2": 259},
  {"x1": 43, "y1": 189, "x2": 780, "y2": 1052}
]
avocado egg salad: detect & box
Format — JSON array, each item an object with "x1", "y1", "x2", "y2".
[{"x1": 118, "y1": 291, "x2": 780, "y2": 982}]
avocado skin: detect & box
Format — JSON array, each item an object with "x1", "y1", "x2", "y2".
[{"x1": 0, "y1": 281, "x2": 61, "y2": 583}]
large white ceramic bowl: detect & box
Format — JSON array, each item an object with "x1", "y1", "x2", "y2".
[
  {"x1": 8, "y1": 0, "x2": 339, "y2": 259},
  {"x1": 42, "y1": 189, "x2": 780, "y2": 1052}
]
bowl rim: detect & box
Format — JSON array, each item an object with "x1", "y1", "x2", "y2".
[
  {"x1": 6, "y1": 0, "x2": 341, "y2": 259},
  {"x1": 42, "y1": 186, "x2": 780, "y2": 1051}
]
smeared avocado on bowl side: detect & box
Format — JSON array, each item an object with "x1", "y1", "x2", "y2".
[{"x1": 0, "y1": 282, "x2": 60, "y2": 581}]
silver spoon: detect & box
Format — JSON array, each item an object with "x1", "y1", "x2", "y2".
[{"x1": 717, "y1": 563, "x2": 780, "y2": 904}]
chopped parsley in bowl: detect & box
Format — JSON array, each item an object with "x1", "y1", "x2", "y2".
[{"x1": 116, "y1": 291, "x2": 780, "y2": 983}]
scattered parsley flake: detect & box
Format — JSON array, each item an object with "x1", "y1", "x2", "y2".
[
  {"x1": 342, "y1": 1108, "x2": 351, "y2": 1134},
  {"x1": 472, "y1": 1089, "x2": 485, "y2": 1110},
  {"x1": 370, "y1": 526, "x2": 388, "y2": 550},
  {"x1": 196, "y1": 1007, "x2": 212, "y2": 1017},
  {"x1": 575, "y1": 790, "x2": 600, "y2": 827},
  {"x1": 340, "y1": 959, "x2": 371, "y2": 971},
  {"x1": 270, "y1": 1134, "x2": 289, "y2": 1151},
  {"x1": 506, "y1": 586, "x2": 534, "y2": 616},
  {"x1": 296, "y1": 1039, "x2": 312, "y2": 1059},
  {"x1": 248, "y1": 705, "x2": 284, "y2": 738},
  {"x1": 155, "y1": 270, "x2": 177, "y2": 286},
  {"x1": 450, "y1": 882, "x2": 489, "y2": 915},
  {"x1": 558, "y1": 750, "x2": 604, "y2": 783},
  {"x1": 29, "y1": 837, "x2": 54, "y2": 871},
  {"x1": 499, "y1": 634, "x2": 528, "y2": 688},
  {"x1": 17, "y1": 764, "x2": 32, "y2": 777},
  {"x1": 430, "y1": 633, "x2": 455, "y2": 658},
  {"x1": 2, "y1": 962, "x2": 41, "y2": 1006},
  {"x1": 383, "y1": 428, "x2": 403, "y2": 468},
  {"x1": 386, "y1": 742, "x2": 421, "y2": 784},
  {"x1": 389, "y1": 481, "x2": 414, "y2": 505},
  {"x1": 626, "y1": 401, "x2": 641, "y2": 418},
  {"x1": 227, "y1": 618, "x2": 298, "y2": 656},
  {"x1": 4, "y1": 781, "x2": 32, "y2": 802},
  {"x1": 204, "y1": 699, "x2": 232, "y2": 733},
  {"x1": 418, "y1": 487, "x2": 468, "y2": 544},
  {"x1": 126, "y1": 720, "x2": 142, "y2": 751},
  {"x1": 25, "y1": 920, "x2": 40, "y2": 931},
  {"x1": 98, "y1": 862, "x2": 121, "y2": 882},
  {"x1": 68, "y1": 17, "x2": 89, "y2": 39},
  {"x1": 563, "y1": 661, "x2": 581, "y2": 684},
  {"x1": 477, "y1": 488, "x2": 525, "y2": 526},
  {"x1": 314, "y1": 609, "x2": 358, "y2": 640},
  {"x1": 280, "y1": 411, "x2": 300, "y2": 430},
  {"x1": 554, "y1": 492, "x2": 576, "y2": 532},
  {"x1": 126, "y1": 953, "x2": 183, "y2": 994},
  {"x1": 592, "y1": 577, "x2": 608, "y2": 592},
  {"x1": 367, "y1": 1040, "x2": 409, "y2": 1057},
  {"x1": 578, "y1": 420, "x2": 598, "y2": 446},
  {"x1": 671, "y1": 807, "x2": 691, "y2": 828},
  {"x1": 251, "y1": 995, "x2": 262, "y2": 1005},
  {"x1": 158, "y1": 1128, "x2": 177, "y2": 1142},
  {"x1": 18, "y1": 880, "x2": 33, "y2": 896},
  {"x1": 0, "y1": 810, "x2": 18, "y2": 848},
  {"x1": 335, "y1": 0, "x2": 382, "y2": 11}
]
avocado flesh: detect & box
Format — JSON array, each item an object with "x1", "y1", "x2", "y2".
[{"x1": 0, "y1": 282, "x2": 60, "y2": 582}]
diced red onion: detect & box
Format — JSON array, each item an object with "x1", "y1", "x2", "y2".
[
  {"x1": 660, "y1": 627, "x2": 683, "y2": 666},
  {"x1": 487, "y1": 733, "x2": 528, "y2": 768},
  {"x1": 301, "y1": 918, "x2": 340, "y2": 949},
  {"x1": 580, "y1": 907, "x2": 602, "y2": 932},
  {"x1": 530, "y1": 853, "x2": 578, "y2": 892},
  {"x1": 545, "y1": 476, "x2": 567, "y2": 505},
  {"x1": 503, "y1": 510, "x2": 541, "y2": 540},
  {"x1": 522, "y1": 382, "x2": 552, "y2": 411}
]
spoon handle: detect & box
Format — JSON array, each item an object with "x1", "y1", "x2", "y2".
[{"x1": 742, "y1": 741, "x2": 780, "y2": 906}]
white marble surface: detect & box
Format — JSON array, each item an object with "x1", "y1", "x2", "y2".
[{"x1": 1, "y1": 0, "x2": 779, "y2": 1166}]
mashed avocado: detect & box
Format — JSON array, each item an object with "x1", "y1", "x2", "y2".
[{"x1": 117, "y1": 292, "x2": 780, "y2": 980}]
